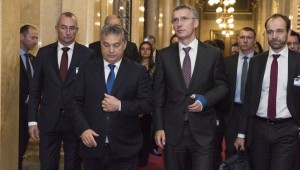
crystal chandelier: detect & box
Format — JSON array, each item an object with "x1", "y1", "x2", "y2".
[{"x1": 208, "y1": 0, "x2": 236, "y2": 37}]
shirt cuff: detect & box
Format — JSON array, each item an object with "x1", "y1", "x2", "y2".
[
  {"x1": 118, "y1": 101, "x2": 121, "y2": 111},
  {"x1": 194, "y1": 94, "x2": 207, "y2": 110},
  {"x1": 237, "y1": 133, "x2": 246, "y2": 139},
  {"x1": 28, "y1": 122, "x2": 37, "y2": 126}
]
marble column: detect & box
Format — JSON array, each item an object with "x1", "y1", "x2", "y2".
[
  {"x1": 145, "y1": 0, "x2": 159, "y2": 41},
  {"x1": 162, "y1": 0, "x2": 174, "y2": 48},
  {"x1": 0, "y1": 0, "x2": 20, "y2": 169}
]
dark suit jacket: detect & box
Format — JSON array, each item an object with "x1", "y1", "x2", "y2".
[
  {"x1": 89, "y1": 40, "x2": 139, "y2": 62},
  {"x1": 28, "y1": 42, "x2": 95, "y2": 132},
  {"x1": 153, "y1": 41, "x2": 229, "y2": 146},
  {"x1": 69, "y1": 57, "x2": 153, "y2": 160},
  {"x1": 238, "y1": 50, "x2": 300, "y2": 145},
  {"x1": 20, "y1": 53, "x2": 34, "y2": 110}
]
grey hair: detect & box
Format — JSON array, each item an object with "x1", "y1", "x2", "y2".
[
  {"x1": 173, "y1": 4, "x2": 199, "y2": 19},
  {"x1": 100, "y1": 24, "x2": 127, "y2": 42}
]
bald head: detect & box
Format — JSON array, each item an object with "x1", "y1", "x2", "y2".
[{"x1": 104, "y1": 15, "x2": 121, "y2": 25}]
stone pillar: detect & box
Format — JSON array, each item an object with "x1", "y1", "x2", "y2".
[
  {"x1": 0, "y1": 0, "x2": 20, "y2": 169},
  {"x1": 162, "y1": 0, "x2": 174, "y2": 48},
  {"x1": 145, "y1": 0, "x2": 159, "y2": 40}
]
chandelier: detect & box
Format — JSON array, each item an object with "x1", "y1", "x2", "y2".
[{"x1": 208, "y1": 0, "x2": 236, "y2": 37}]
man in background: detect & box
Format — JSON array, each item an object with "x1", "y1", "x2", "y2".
[
  {"x1": 287, "y1": 30, "x2": 300, "y2": 52},
  {"x1": 19, "y1": 24, "x2": 38, "y2": 170},
  {"x1": 89, "y1": 15, "x2": 139, "y2": 62},
  {"x1": 224, "y1": 27, "x2": 257, "y2": 158}
]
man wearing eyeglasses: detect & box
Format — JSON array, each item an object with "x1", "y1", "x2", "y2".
[
  {"x1": 28, "y1": 12, "x2": 95, "y2": 169},
  {"x1": 223, "y1": 27, "x2": 257, "y2": 159},
  {"x1": 153, "y1": 4, "x2": 229, "y2": 170},
  {"x1": 287, "y1": 30, "x2": 300, "y2": 52}
]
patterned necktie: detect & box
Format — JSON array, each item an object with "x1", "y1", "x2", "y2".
[
  {"x1": 25, "y1": 53, "x2": 32, "y2": 81},
  {"x1": 107, "y1": 64, "x2": 116, "y2": 94},
  {"x1": 182, "y1": 47, "x2": 192, "y2": 87},
  {"x1": 60, "y1": 47, "x2": 70, "y2": 82},
  {"x1": 240, "y1": 56, "x2": 248, "y2": 102},
  {"x1": 267, "y1": 54, "x2": 280, "y2": 120}
]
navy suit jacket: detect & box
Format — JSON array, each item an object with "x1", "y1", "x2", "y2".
[
  {"x1": 69, "y1": 57, "x2": 153, "y2": 159},
  {"x1": 28, "y1": 42, "x2": 95, "y2": 132},
  {"x1": 153, "y1": 41, "x2": 229, "y2": 146}
]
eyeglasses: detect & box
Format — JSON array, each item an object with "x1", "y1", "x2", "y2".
[
  {"x1": 58, "y1": 25, "x2": 78, "y2": 32},
  {"x1": 287, "y1": 42, "x2": 300, "y2": 46},
  {"x1": 172, "y1": 17, "x2": 196, "y2": 24}
]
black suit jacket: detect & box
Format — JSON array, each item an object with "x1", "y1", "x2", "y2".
[
  {"x1": 239, "y1": 50, "x2": 300, "y2": 144},
  {"x1": 69, "y1": 57, "x2": 153, "y2": 160},
  {"x1": 153, "y1": 41, "x2": 229, "y2": 146},
  {"x1": 89, "y1": 41, "x2": 139, "y2": 62},
  {"x1": 20, "y1": 53, "x2": 34, "y2": 109},
  {"x1": 28, "y1": 42, "x2": 95, "y2": 132}
]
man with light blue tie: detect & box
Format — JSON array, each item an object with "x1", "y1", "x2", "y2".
[
  {"x1": 224, "y1": 27, "x2": 257, "y2": 159},
  {"x1": 69, "y1": 24, "x2": 153, "y2": 169},
  {"x1": 19, "y1": 24, "x2": 38, "y2": 170}
]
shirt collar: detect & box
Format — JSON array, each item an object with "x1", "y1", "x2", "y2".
[
  {"x1": 103, "y1": 59, "x2": 122, "y2": 68},
  {"x1": 269, "y1": 45, "x2": 288, "y2": 58},
  {"x1": 178, "y1": 38, "x2": 198, "y2": 51},
  {"x1": 57, "y1": 41, "x2": 75, "y2": 51},
  {"x1": 20, "y1": 48, "x2": 26, "y2": 56},
  {"x1": 239, "y1": 51, "x2": 255, "y2": 60}
]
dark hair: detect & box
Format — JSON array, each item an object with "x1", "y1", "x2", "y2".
[
  {"x1": 290, "y1": 30, "x2": 300, "y2": 42},
  {"x1": 241, "y1": 27, "x2": 256, "y2": 38},
  {"x1": 170, "y1": 34, "x2": 178, "y2": 45},
  {"x1": 265, "y1": 13, "x2": 290, "y2": 31},
  {"x1": 255, "y1": 41, "x2": 263, "y2": 54},
  {"x1": 20, "y1": 25, "x2": 36, "y2": 35},
  {"x1": 231, "y1": 41, "x2": 238, "y2": 47},
  {"x1": 100, "y1": 24, "x2": 127, "y2": 42},
  {"x1": 213, "y1": 39, "x2": 225, "y2": 50},
  {"x1": 138, "y1": 41, "x2": 155, "y2": 71},
  {"x1": 204, "y1": 40, "x2": 218, "y2": 47}
]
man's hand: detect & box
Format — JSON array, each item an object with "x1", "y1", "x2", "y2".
[
  {"x1": 29, "y1": 125, "x2": 40, "y2": 141},
  {"x1": 234, "y1": 137, "x2": 245, "y2": 151},
  {"x1": 102, "y1": 93, "x2": 121, "y2": 112},
  {"x1": 81, "y1": 129, "x2": 99, "y2": 148},
  {"x1": 155, "y1": 130, "x2": 166, "y2": 149},
  {"x1": 188, "y1": 95, "x2": 203, "y2": 112}
]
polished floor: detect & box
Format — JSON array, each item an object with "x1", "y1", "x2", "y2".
[{"x1": 22, "y1": 141, "x2": 163, "y2": 170}]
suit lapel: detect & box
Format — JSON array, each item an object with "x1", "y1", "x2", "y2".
[
  {"x1": 231, "y1": 54, "x2": 239, "y2": 97},
  {"x1": 287, "y1": 50, "x2": 298, "y2": 90},
  {"x1": 110, "y1": 59, "x2": 130, "y2": 95},
  {"x1": 50, "y1": 43, "x2": 62, "y2": 85},
  {"x1": 64, "y1": 43, "x2": 81, "y2": 86},
  {"x1": 93, "y1": 58, "x2": 106, "y2": 94}
]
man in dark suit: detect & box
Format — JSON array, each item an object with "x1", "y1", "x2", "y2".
[
  {"x1": 235, "y1": 14, "x2": 300, "y2": 170},
  {"x1": 89, "y1": 15, "x2": 139, "y2": 62},
  {"x1": 19, "y1": 24, "x2": 38, "y2": 170},
  {"x1": 224, "y1": 27, "x2": 257, "y2": 158},
  {"x1": 69, "y1": 24, "x2": 153, "y2": 169},
  {"x1": 28, "y1": 12, "x2": 95, "y2": 169},
  {"x1": 153, "y1": 4, "x2": 229, "y2": 170}
]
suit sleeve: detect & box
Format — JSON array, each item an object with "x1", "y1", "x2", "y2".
[
  {"x1": 28, "y1": 50, "x2": 43, "y2": 122},
  {"x1": 120, "y1": 65, "x2": 154, "y2": 116},
  {"x1": 203, "y1": 50, "x2": 229, "y2": 109},
  {"x1": 153, "y1": 53, "x2": 165, "y2": 131},
  {"x1": 69, "y1": 64, "x2": 91, "y2": 136}
]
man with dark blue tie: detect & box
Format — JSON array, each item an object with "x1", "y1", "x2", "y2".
[{"x1": 69, "y1": 24, "x2": 153, "y2": 169}]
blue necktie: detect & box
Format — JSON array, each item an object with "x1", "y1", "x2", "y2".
[
  {"x1": 107, "y1": 64, "x2": 116, "y2": 94},
  {"x1": 240, "y1": 56, "x2": 248, "y2": 102}
]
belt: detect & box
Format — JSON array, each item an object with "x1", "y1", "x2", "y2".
[{"x1": 255, "y1": 115, "x2": 293, "y2": 124}]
